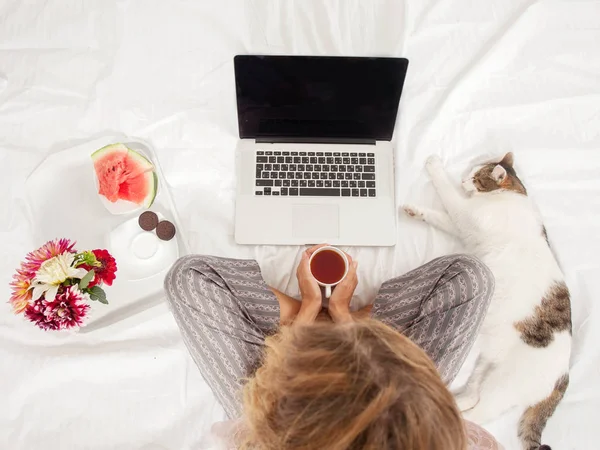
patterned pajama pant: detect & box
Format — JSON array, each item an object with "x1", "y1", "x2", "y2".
[{"x1": 164, "y1": 254, "x2": 494, "y2": 419}]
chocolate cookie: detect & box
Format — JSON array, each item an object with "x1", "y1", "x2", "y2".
[
  {"x1": 156, "y1": 220, "x2": 176, "y2": 241},
  {"x1": 138, "y1": 211, "x2": 159, "y2": 231}
]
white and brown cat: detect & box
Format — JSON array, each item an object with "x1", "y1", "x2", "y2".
[{"x1": 403, "y1": 153, "x2": 571, "y2": 450}]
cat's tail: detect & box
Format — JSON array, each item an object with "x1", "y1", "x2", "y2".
[{"x1": 518, "y1": 374, "x2": 569, "y2": 450}]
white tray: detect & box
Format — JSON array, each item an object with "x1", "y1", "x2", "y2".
[{"x1": 24, "y1": 135, "x2": 189, "y2": 332}]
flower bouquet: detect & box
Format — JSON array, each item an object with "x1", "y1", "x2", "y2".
[{"x1": 9, "y1": 239, "x2": 117, "y2": 331}]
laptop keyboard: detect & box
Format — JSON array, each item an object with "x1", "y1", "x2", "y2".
[{"x1": 254, "y1": 151, "x2": 377, "y2": 197}]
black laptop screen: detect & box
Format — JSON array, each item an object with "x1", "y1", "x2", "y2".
[{"x1": 234, "y1": 55, "x2": 409, "y2": 141}]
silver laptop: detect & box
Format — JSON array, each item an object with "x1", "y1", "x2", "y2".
[{"x1": 233, "y1": 55, "x2": 409, "y2": 246}]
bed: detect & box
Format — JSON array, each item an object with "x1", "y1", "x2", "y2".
[{"x1": 1, "y1": 0, "x2": 599, "y2": 448}]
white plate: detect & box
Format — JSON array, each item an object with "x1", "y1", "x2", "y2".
[
  {"x1": 109, "y1": 212, "x2": 179, "y2": 281},
  {"x1": 24, "y1": 135, "x2": 189, "y2": 332}
]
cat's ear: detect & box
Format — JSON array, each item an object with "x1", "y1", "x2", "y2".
[
  {"x1": 500, "y1": 152, "x2": 514, "y2": 167},
  {"x1": 492, "y1": 164, "x2": 507, "y2": 183}
]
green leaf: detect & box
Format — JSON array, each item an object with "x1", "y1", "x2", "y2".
[
  {"x1": 88, "y1": 285, "x2": 108, "y2": 305},
  {"x1": 79, "y1": 270, "x2": 95, "y2": 289}
]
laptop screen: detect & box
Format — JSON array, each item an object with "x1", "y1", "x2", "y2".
[{"x1": 234, "y1": 55, "x2": 409, "y2": 141}]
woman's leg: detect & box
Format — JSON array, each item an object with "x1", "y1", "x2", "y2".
[
  {"x1": 372, "y1": 254, "x2": 494, "y2": 384},
  {"x1": 164, "y1": 255, "x2": 281, "y2": 419}
]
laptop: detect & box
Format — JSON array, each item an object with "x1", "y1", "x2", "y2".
[{"x1": 233, "y1": 55, "x2": 409, "y2": 246}]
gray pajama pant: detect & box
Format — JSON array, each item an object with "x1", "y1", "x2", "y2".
[{"x1": 164, "y1": 254, "x2": 494, "y2": 419}]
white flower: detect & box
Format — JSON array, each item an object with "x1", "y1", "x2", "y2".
[{"x1": 30, "y1": 253, "x2": 88, "y2": 301}]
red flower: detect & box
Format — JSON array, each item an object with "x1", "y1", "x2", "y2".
[
  {"x1": 89, "y1": 249, "x2": 117, "y2": 287},
  {"x1": 24, "y1": 286, "x2": 90, "y2": 331}
]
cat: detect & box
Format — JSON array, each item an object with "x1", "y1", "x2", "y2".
[{"x1": 403, "y1": 153, "x2": 571, "y2": 450}]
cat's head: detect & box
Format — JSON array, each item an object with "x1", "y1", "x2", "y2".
[{"x1": 462, "y1": 152, "x2": 527, "y2": 196}]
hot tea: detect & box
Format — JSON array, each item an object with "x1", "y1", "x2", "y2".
[{"x1": 310, "y1": 249, "x2": 346, "y2": 284}]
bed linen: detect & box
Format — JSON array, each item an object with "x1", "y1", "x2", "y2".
[{"x1": 2, "y1": 1, "x2": 599, "y2": 448}]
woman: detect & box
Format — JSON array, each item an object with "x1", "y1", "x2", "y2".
[{"x1": 164, "y1": 245, "x2": 502, "y2": 449}]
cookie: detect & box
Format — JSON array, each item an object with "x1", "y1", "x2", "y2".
[
  {"x1": 156, "y1": 220, "x2": 176, "y2": 241},
  {"x1": 138, "y1": 211, "x2": 159, "y2": 231}
]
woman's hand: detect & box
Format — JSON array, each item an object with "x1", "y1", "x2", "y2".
[
  {"x1": 328, "y1": 254, "x2": 358, "y2": 323},
  {"x1": 297, "y1": 244, "x2": 326, "y2": 304},
  {"x1": 294, "y1": 244, "x2": 328, "y2": 324}
]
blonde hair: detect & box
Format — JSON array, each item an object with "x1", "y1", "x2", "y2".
[{"x1": 241, "y1": 319, "x2": 466, "y2": 450}]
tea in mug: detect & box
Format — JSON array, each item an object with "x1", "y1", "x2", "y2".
[{"x1": 310, "y1": 250, "x2": 346, "y2": 284}]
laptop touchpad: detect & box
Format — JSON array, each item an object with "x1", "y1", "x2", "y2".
[{"x1": 292, "y1": 204, "x2": 339, "y2": 238}]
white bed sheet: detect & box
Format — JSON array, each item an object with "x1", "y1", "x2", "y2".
[{"x1": 1, "y1": 0, "x2": 599, "y2": 448}]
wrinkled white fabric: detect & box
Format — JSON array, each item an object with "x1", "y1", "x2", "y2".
[{"x1": 1, "y1": 1, "x2": 599, "y2": 449}]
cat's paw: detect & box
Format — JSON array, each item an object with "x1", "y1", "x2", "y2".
[
  {"x1": 402, "y1": 204, "x2": 425, "y2": 221},
  {"x1": 425, "y1": 155, "x2": 443, "y2": 174},
  {"x1": 454, "y1": 392, "x2": 479, "y2": 412}
]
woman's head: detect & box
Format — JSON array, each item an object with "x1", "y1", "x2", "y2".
[{"x1": 241, "y1": 319, "x2": 466, "y2": 450}]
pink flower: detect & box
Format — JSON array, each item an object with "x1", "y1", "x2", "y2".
[
  {"x1": 19, "y1": 238, "x2": 76, "y2": 278},
  {"x1": 9, "y1": 239, "x2": 77, "y2": 313},
  {"x1": 24, "y1": 286, "x2": 90, "y2": 331},
  {"x1": 9, "y1": 271, "x2": 32, "y2": 314}
]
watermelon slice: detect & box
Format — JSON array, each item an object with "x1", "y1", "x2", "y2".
[{"x1": 92, "y1": 143, "x2": 158, "y2": 208}]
